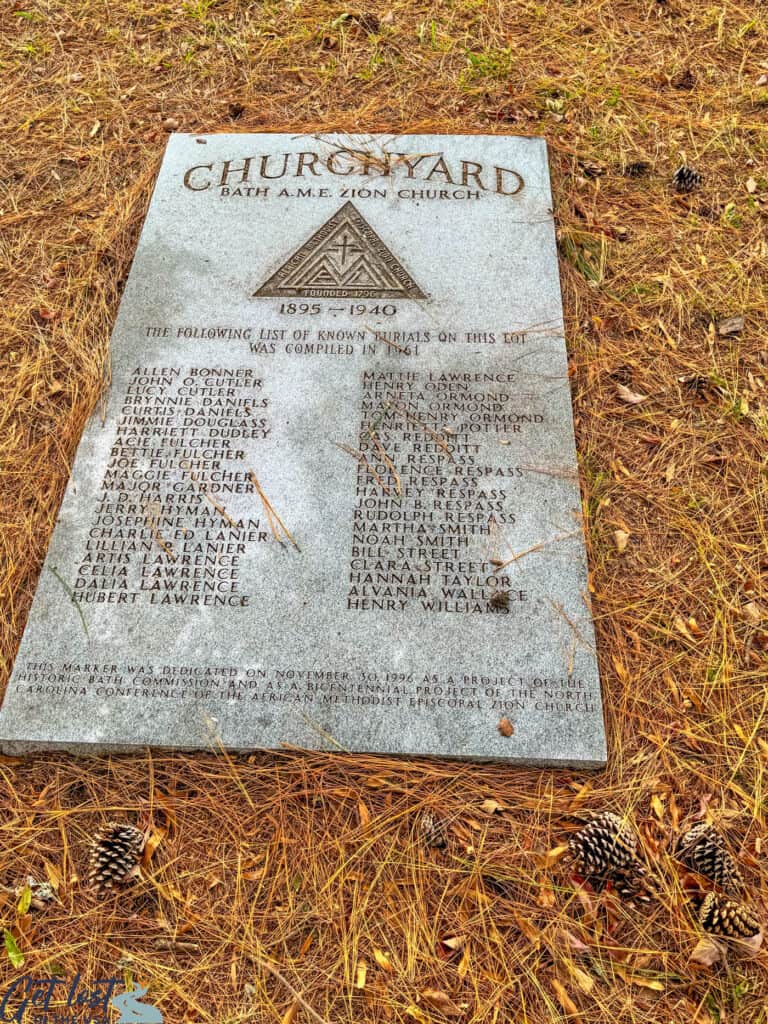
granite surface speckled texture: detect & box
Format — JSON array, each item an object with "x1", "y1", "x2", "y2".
[{"x1": 0, "y1": 133, "x2": 606, "y2": 766}]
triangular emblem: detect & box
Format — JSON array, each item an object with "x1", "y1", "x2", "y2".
[{"x1": 255, "y1": 202, "x2": 425, "y2": 299}]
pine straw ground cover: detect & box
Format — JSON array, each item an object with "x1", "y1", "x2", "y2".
[{"x1": 1, "y1": 0, "x2": 767, "y2": 1021}]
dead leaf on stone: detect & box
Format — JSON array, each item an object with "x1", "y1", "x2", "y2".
[
  {"x1": 420, "y1": 989, "x2": 463, "y2": 1017},
  {"x1": 613, "y1": 529, "x2": 630, "y2": 553},
  {"x1": 716, "y1": 315, "x2": 744, "y2": 337},
  {"x1": 497, "y1": 717, "x2": 514, "y2": 737},
  {"x1": 616, "y1": 383, "x2": 648, "y2": 405}
]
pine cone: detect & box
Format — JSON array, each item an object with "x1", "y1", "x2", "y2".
[
  {"x1": 570, "y1": 812, "x2": 646, "y2": 877},
  {"x1": 623, "y1": 160, "x2": 650, "y2": 178},
  {"x1": 418, "y1": 810, "x2": 448, "y2": 850},
  {"x1": 87, "y1": 821, "x2": 145, "y2": 895},
  {"x1": 676, "y1": 822, "x2": 744, "y2": 894},
  {"x1": 609, "y1": 869, "x2": 654, "y2": 906},
  {"x1": 698, "y1": 892, "x2": 760, "y2": 940},
  {"x1": 672, "y1": 165, "x2": 703, "y2": 193}
]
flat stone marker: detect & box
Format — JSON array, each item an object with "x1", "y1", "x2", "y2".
[{"x1": 0, "y1": 133, "x2": 606, "y2": 765}]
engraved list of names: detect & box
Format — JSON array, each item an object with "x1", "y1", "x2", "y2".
[{"x1": 0, "y1": 133, "x2": 606, "y2": 766}]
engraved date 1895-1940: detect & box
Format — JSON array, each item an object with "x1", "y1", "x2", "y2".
[{"x1": 278, "y1": 302, "x2": 398, "y2": 317}]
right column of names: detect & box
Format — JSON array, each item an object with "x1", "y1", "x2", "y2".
[{"x1": 347, "y1": 368, "x2": 544, "y2": 615}]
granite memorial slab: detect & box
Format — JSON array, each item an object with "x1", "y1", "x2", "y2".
[{"x1": 0, "y1": 132, "x2": 607, "y2": 765}]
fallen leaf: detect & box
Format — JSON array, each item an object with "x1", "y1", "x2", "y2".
[
  {"x1": 536, "y1": 877, "x2": 556, "y2": 908},
  {"x1": 405, "y1": 1006, "x2": 428, "y2": 1023},
  {"x1": 566, "y1": 961, "x2": 595, "y2": 995},
  {"x1": 734, "y1": 927, "x2": 764, "y2": 956},
  {"x1": 513, "y1": 913, "x2": 543, "y2": 947},
  {"x1": 559, "y1": 928, "x2": 591, "y2": 954},
  {"x1": 16, "y1": 886, "x2": 31, "y2": 916},
  {"x1": 690, "y1": 934, "x2": 724, "y2": 966},
  {"x1": 616, "y1": 383, "x2": 648, "y2": 405},
  {"x1": 43, "y1": 860, "x2": 62, "y2": 891},
  {"x1": 373, "y1": 947, "x2": 394, "y2": 973},
  {"x1": 480, "y1": 798, "x2": 503, "y2": 815},
  {"x1": 3, "y1": 930, "x2": 24, "y2": 968},
  {"x1": 141, "y1": 825, "x2": 167, "y2": 868},
  {"x1": 611, "y1": 656, "x2": 629, "y2": 682},
  {"x1": 440, "y1": 935, "x2": 466, "y2": 952},
  {"x1": 355, "y1": 958, "x2": 367, "y2": 989},
  {"x1": 242, "y1": 866, "x2": 267, "y2": 881},
  {"x1": 550, "y1": 979, "x2": 578, "y2": 1015},
  {"x1": 651, "y1": 794, "x2": 665, "y2": 821},
  {"x1": 746, "y1": 177, "x2": 758, "y2": 193},
  {"x1": 743, "y1": 602, "x2": 762, "y2": 624},
  {"x1": 673, "y1": 615, "x2": 696, "y2": 642},
  {"x1": 613, "y1": 529, "x2": 630, "y2": 553},
  {"x1": 545, "y1": 844, "x2": 569, "y2": 867},
  {"x1": 420, "y1": 989, "x2": 463, "y2": 1017},
  {"x1": 281, "y1": 1000, "x2": 300, "y2": 1024},
  {"x1": 358, "y1": 800, "x2": 372, "y2": 827},
  {"x1": 717, "y1": 315, "x2": 744, "y2": 337},
  {"x1": 457, "y1": 944, "x2": 471, "y2": 979},
  {"x1": 497, "y1": 717, "x2": 514, "y2": 737}
]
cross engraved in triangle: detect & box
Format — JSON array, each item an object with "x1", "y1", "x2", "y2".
[{"x1": 254, "y1": 202, "x2": 425, "y2": 299}]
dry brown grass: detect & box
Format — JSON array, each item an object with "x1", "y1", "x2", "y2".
[{"x1": 1, "y1": 0, "x2": 768, "y2": 1021}]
